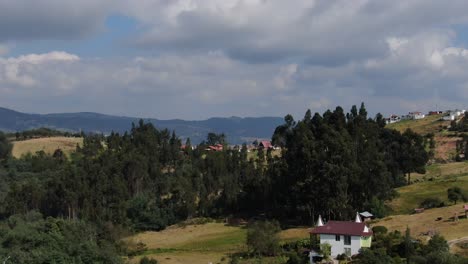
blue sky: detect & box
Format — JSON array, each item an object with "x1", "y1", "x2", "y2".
[
  {"x1": 9, "y1": 15, "x2": 139, "y2": 58},
  {"x1": 2, "y1": 1, "x2": 468, "y2": 120}
]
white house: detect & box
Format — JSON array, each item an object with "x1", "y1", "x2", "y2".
[
  {"x1": 442, "y1": 114, "x2": 455, "y2": 121},
  {"x1": 310, "y1": 214, "x2": 372, "y2": 259},
  {"x1": 385, "y1": 115, "x2": 401, "y2": 124},
  {"x1": 407, "y1": 112, "x2": 425, "y2": 120}
]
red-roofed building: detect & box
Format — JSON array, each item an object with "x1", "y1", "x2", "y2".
[
  {"x1": 309, "y1": 214, "x2": 372, "y2": 258},
  {"x1": 258, "y1": 140, "x2": 273, "y2": 149},
  {"x1": 206, "y1": 144, "x2": 223, "y2": 151}
]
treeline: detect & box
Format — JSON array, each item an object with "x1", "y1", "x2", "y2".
[
  {"x1": 7, "y1": 127, "x2": 82, "y2": 141},
  {"x1": 269, "y1": 104, "x2": 429, "y2": 222}
]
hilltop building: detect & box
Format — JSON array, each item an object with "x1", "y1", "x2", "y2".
[
  {"x1": 403, "y1": 112, "x2": 425, "y2": 120},
  {"x1": 385, "y1": 114, "x2": 401, "y2": 124}
]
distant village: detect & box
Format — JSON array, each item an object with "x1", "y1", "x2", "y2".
[
  {"x1": 181, "y1": 110, "x2": 468, "y2": 153},
  {"x1": 181, "y1": 139, "x2": 281, "y2": 152},
  {"x1": 385, "y1": 109, "x2": 466, "y2": 124}
]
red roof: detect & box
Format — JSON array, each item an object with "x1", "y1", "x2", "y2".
[
  {"x1": 207, "y1": 144, "x2": 223, "y2": 151},
  {"x1": 310, "y1": 221, "x2": 372, "y2": 237},
  {"x1": 259, "y1": 140, "x2": 272, "y2": 148}
]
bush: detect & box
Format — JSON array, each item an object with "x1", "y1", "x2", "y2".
[
  {"x1": 285, "y1": 252, "x2": 302, "y2": 264},
  {"x1": 281, "y1": 238, "x2": 312, "y2": 251},
  {"x1": 336, "y1": 253, "x2": 348, "y2": 260},
  {"x1": 419, "y1": 197, "x2": 443, "y2": 209},
  {"x1": 246, "y1": 220, "x2": 281, "y2": 256},
  {"x1": 372, "y1": 226, "x2": 388, "y2": 234},
  {"x1": 447, "y1": 187, "x2": 464, "y2": 204},
  {"x1": 140, "y1": 256, "x2": 158, "y2": 264},
  {"x1": 320, "y1": 243, "x2": 331, "y2": 260}
]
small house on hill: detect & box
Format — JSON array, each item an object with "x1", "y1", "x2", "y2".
[
  {"x1": 442, "y1": 114, "x2": 455, "y2": 121},
  {"x1": 407, "y1": 112, "x2": 425, "y2": 120},
  {"x1": 310, "y1": 214, "x2": 372, "y2": 258},
  {"x1": 385, "y1": 114, "x2": 401, "y2": 124},
  {"x1": 258, "y1": 140, "x2": 273, "y2": 149}
]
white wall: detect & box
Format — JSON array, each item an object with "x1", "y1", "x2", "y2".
[
  {"x1": 320, "y1": 234, "x2": 362, "y2": 257},
  {"x1": 350, "y1": 236, "x2": 361, "y2": 255}
]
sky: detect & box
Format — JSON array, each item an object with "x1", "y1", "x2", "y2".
[{"x1": 1, "y1": 0, "x2": 468, "y2": 120}]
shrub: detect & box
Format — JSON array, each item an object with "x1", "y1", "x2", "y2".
[
  {"x1": 246, "y1": 220, "x2": 281, "y2": 256},
  {"x1": 336, "y1": 253, "x2": 348, "y2": 260},
  {"x1": 285, "y1": 252, "x2": 302, "y2": 264},
  {"x1": 372, "y1": 226, "x2": 388, "y2": 234},
  {"x1": 139, "y1": 256, "x2": 158, "y2": 264},
  {"x1": 281, "y1": 238, "x2": 312, "y2": 251},
  {"x1": 419, "y1": 197, "x2": 443, "y2": 209},
  {"x1": 447, "y1": 187, "x2": 464, "y2": 204},
  {"x1": 320, "y1": 243, "x2": 331, "y2": 260}
]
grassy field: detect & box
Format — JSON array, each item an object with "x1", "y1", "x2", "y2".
[
  {"x1": 12, "y1": 137, "x2": 83, "y2": 158},
  {"x1": 384, "y1": 161, "x2": 468, "y2": 255},
  {"x1": 388, "y1": 163, "x2": 468, "y2": 215},
  {"x1": 125, "y1": 222, "x2": 309, "y2": 264},
  {"x1": 375, "y1": 204, "x2": 468, "y2": 242},
  {"x1": 386, "y1": 114, "x2": 450, "y2": 134}
]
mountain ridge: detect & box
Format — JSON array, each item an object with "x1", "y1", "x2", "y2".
[{"x1": 0, "y1": 107, "x2": 283, "y2": 144}]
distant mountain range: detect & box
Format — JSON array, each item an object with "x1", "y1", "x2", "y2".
[{"x1": 0, "y1": 107, "x2": 284, "y2": 144}]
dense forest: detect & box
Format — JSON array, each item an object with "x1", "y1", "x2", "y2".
[{"x1": 0, "y1": 104, "x2": 432, "y2": 262}]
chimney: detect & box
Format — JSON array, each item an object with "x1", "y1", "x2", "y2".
[{"x1": 317, "y1": 215, "x2": 324, "y2": 226}]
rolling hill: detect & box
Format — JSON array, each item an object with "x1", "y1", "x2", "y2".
[{"x1": 0, "y1": 107, "x2": 284, "y2": 144}]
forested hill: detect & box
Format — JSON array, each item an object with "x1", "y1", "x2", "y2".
[{"x1": 0, "y1": 107, "x2": 282, "y2": 144}]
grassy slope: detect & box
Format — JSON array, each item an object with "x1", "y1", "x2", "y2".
[
  {"x1": 384, "y1": 161, "x2": 468, "y2": 256},
  {"x1": 386, "y1": 114, "x2": 450, "y2": 134},
  {"x1": 125, "y1": 223, "x2": 309, "y2": 264},
  {"x1": 388, "y1": 162, "x2": 468, "y2": 215},
  {"x1": 12, "y1": 137, "x2": 83, "y2": 158},
  {"x1": 376, "y1": 204, "x2": 468, "y2": 242},
  {"x1": 386, "y1": 114, "x2": 462, "y2": 161}
]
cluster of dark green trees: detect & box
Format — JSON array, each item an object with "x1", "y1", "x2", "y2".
[
  {"x1": 450, "y1": 114, "x2": 468, "y2": 132},
  {"x1": 0, "y1": 103, "x2": 432, "y2": 262},
  {"x1": 270, "y1": 104, "x2": 429, "y2": 222}
]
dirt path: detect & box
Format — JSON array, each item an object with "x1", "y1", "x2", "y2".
[{"x1": 448, "y1": 236, "x2": 468, "y2": 247}]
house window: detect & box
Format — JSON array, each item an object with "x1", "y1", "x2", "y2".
[
  {"x1": 344, "y1": 248, "x2": 351, "y2": 256},
  {"x1": 344, "y1": 235, "x2": 351, "y2": 245},
  {"x1": 335, "y1": 235, "x2": 340, "y2": 241}
]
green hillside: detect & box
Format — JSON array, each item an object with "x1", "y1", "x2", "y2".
[
  {"x1": 387, "y1": 114, "x2": 467, "y2": 161},
  {"x1": 386, "y1": 114, "x2": 450, "y2": 134},
  {"x1": 387, "y1": 163, "x2": 468, "y2": 215}
]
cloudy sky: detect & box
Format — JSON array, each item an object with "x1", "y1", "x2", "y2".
[{"x1": 1, "y1": 0, "x2": 468, "y2": 120}]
